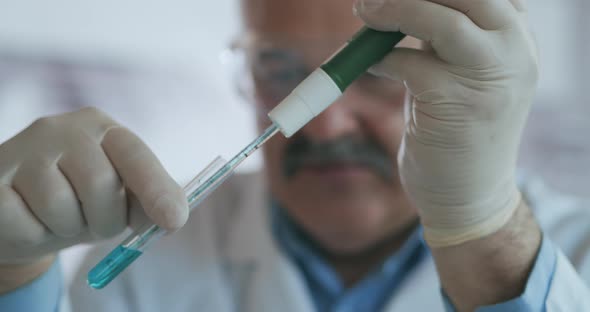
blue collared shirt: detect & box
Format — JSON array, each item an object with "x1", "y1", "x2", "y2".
[{"x1": 271, "y1": 204, "x2": 557, "y2": 312}]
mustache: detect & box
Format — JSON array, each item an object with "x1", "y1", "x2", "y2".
[{"x1": 282, "y1": 135, "x2": 395, "y2": 181}]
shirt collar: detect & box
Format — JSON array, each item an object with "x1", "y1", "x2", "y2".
[{"x1": 270, "y1": 201, "x2": 427, "y2": 294}]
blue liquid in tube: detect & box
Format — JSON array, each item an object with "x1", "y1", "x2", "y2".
[{"x1": 87, "y1": 245, "x2": 142, "y2": 289}]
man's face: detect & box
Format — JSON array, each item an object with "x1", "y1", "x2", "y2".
[{"x1": 242, "y1": 0, "x2": 418, "y2": 253}]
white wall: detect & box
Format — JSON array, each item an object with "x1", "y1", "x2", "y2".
[
  {"x1": 0, "y1": 0, "x2": 259, "y2": 181},
  {"x1": 0, "y1": 0, "x2": 241, "y2": 68},
  {"x1": 521, "y1": 0, "x2": 589, "y2": 196}
]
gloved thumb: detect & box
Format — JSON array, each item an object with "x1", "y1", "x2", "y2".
[{"x1": 369, "y1": 47, "x2": 449, "y2": 99}]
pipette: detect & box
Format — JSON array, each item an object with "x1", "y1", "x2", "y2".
[{"x1": 87, "y1": 27, "x2": 406, "y2": 289}]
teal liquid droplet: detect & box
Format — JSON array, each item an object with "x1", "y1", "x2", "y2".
[{"x1": 87, "y1": 245, "x2": 142, "y2": 289}]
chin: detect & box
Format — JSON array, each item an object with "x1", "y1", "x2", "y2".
[{"x1": 268, "y1": 155, "x2": 414, "y2": 253}]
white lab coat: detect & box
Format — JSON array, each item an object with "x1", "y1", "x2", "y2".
[{"x1": 63, "y1": 172, "x2": 590, "y2": 311}]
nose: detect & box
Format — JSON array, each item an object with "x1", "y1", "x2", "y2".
[{"x1": 299, "y1": 89, "x2": 362, "y2": 141}]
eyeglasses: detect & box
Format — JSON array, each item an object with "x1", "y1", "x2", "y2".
[{"x1": 223, "y1": 33, "x2": 407, "y2": 115}]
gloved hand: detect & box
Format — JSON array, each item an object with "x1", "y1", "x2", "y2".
[
  {"x1": 0, "y1": 107, "x2": 188, "y2": 266},
  {"x1": 355, "y1": 0, "x2": 539, "y2": 247}
]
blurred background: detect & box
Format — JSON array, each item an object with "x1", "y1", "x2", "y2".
[{"x1": 0, "y1": 0, "x2": 588, "y2": 283}]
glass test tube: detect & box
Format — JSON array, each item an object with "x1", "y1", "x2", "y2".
[{"x1": 87, "y1": 156, "x2": 227, "y2": 289}]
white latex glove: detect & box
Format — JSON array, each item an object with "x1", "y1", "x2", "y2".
[
  {"x1": 355, "y1": 0, "x2": 539, "y2": 247},
  {"x1": 0, "y1": 107, "x2": 188, "y2": 264}
]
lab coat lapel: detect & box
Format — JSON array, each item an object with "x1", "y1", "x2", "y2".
[{"x1": 223, "y1": 173, "x2": 314, "y2": 312}]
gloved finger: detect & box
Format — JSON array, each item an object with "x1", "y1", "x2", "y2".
[
  {"x1": 369, "y1": 47, "x2": 450, "y2": 96},
  {"x1": 354, "y1": 0, "x2": 493, "y2": 66},
  {"x1": 12, "y1": 159, "x2": 86, "y2": 238},
  {"x1": 418, "y1": 0, "x2": 519, "y2": 30},
  {"x1": 101, "y1": 127, "x2": 188, "y2": 231},
  {"x1": 0, "y1": 185, "x2": 48, "y2": 247},
  {"x1": 59, "y1": 141, "x2": 127, "y2": 239}
]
